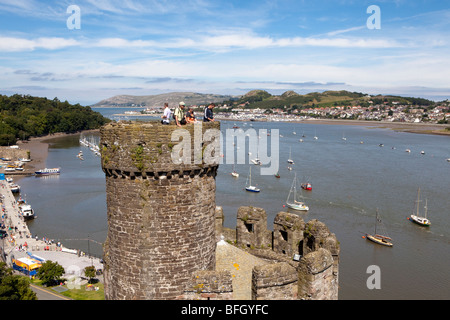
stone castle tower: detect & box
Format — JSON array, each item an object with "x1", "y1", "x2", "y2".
[{"x1": 100, "y1": 121, "x2": 221, "y2": 300}]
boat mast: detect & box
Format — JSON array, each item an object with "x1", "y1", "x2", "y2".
[
  {"x1": 293, "y1": 173, "x2": 297, "y2": 202},
  {"x1": 424, "y1": 199, "x2": 428, "y2": 219},
  {"x1": 375, "y1": 209, "x2": 378, "y2": 235},
  {"x1": 416, "y1": 188, "x2": 421, "y2": 217},
  {"x1": 287, "y1": 173, "x2": 296, "y2": 203}
]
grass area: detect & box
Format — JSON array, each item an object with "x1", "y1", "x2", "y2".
[
  {"x1": 59, "y1": 282, "x2": 104, "y2": 300},
  {"x1": 31, "y1": 278, "x2": 105, "y2": 300}
]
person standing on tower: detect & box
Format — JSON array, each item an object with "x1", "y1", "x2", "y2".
[{"x1": 203, "y1": 103, "x2": 215, "y2": 122}]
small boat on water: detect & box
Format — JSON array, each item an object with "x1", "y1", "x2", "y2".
[
  {"x1": 301, "y1": 182, "x2": 312, "y2": 191},
  {"x1": 409, "y1": 188, "x2": 431, "y2": 227},
  {"x1": 286, "y1": 173, "x2": 309, "y2": 211},
  {"x1": 251, "y1": 158, "x2": 262, "y2": 165},
  {"x1": 364, "y1": 209, "x2": 393, "y2": 247},
  {"x1": 245, "y1": 167, "x2": 260, "y2": 193},
  {"x1": 19, "y1": 203, "x2": 35, "y2": 220},
  {"x1": 274, "y1": 172, "x2": 280, "y2": 178},
  {"x1": 9, "y1": 184, "x2": 20, "y2": 193},
  {"x1": 231, "y1": 164, "x2": 239, "y2": 178},
  {"x1": 35, "y1": 168, "x2": 60, "y2": 175},
  {"x1": 287, "y1": 148, "x2": 294, "y2": 164}
]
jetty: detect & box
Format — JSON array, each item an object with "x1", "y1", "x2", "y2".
[{"x1": 0, "y1": 178, "x2": 102, "y2": 278}]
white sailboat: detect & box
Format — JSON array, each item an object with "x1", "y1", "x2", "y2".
[
  {"x1": 231, "y1": 164, "x2": 239, "y2": 178},
  {"x1": 287, "y1": 147, "x2": 294, "y2": 164},
  {"x1": 251, "y1": 139, "x2": 262, "y2": 165},
  {"x1": 245, "y1": 167, "x2": 260, "y2": 193},
  {"x1": 409, "y1": 188, "x2": 431, "y2": 227},
  {"x1": 286, "y1": 173, "x2": 309, "y2": 211}
]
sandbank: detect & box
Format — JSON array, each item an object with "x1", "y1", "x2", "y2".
[{"x1": 301, "y1": 119, "x2": 450, "y2": 136}]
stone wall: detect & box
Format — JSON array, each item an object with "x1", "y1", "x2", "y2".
[
  {"x1": 297, "y1": 248, "x2": 336, "y2": 300},
  {"x1": 236, "y1": 206, "x2": 271, "y2": 249},
  {"x1": 252, "y1": 262, "x2": 298, "y2": 300},
  {"x1": 273, "y1": 211, "x2": 305, "y2": 258},
  {"x1": 179, "y1": 270, "x2": 233, "y2": 300},
  {"x1": 101, "y1": 121, "x2": 221, "y2": 300}
]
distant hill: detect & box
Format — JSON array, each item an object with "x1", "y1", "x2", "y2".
[
  {"x1": 0, "y1": 94, "x2": 110, "y2": 146},
  {"x1": 94, "y1": 90, "x2": 436, "y2": 110},
  {"x1": 222, "y1": 90, "x2": 436, "y2": 109},
  {"x1": 93, "y1": 92, "x2": 240, "y2": 107}
]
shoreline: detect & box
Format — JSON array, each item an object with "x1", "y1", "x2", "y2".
[
  {"x1": 217, "y1": 117, "x2": 450, "y2": 137},
  {"x1": 301, "y1": 119, "x2": 450, "y2": 135},
  {"x1": 12, "y1": 130, "x2": 99, "y2": 182}
]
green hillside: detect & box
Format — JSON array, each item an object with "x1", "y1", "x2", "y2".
[
  {"x1": 0, "y1": 94, "x2": 110, "y2": 146},
  {"x1": 223, "y1": 90, "x2": 435, "y2": 110}
]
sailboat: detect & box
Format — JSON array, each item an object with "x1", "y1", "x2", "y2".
[
  {"x1": 409, "y1": 188, "x2": 431, "y2": 226},
  {"x1": 287, "y1": 147, "x2": 294, "y2": 164},
  {"x1": 231, "y1": 164, "x2": 239, "y2": 178},
  {"x1": 364, "y1": 209, "x2": 393, "y2": 247},
  {"x1": 245, "y1": 167, "x2": 260, "y2": 193},
  {"x1": 251, "y1": 139, "x2": 262, "y2": 165},
  {"x1": 286, "y1": 173, "x2": 309, "y2": 211}
]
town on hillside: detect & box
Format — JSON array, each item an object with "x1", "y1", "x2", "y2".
[{"x1": 139, "y1": 91, "x2": 450, "y2": 124}]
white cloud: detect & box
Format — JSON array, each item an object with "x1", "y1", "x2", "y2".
[{"x1": 0, "y1": 37, "x2": 79, "y2": 51}]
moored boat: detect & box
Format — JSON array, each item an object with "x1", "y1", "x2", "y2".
[
  {"x1": 408, "y1": 188, "x2": 431, "y2": 227},
  {"x1": 9, "y1": 183, "x2": 20, "y2": 193},
  {"x1": 364, "y1": 209, "x2": 393, "y2": 247},
  {"x1": 19, "y1": 203, "x2": 35, "y2": 220},
  {"x1": 286, "y1": 173, "x2": 309, "y2": 211},
  {"x1": 231, "y1": 164, "x2": 239, "y2": 178},
  {"x1": 287, "y1": 147, "x2": 294, "y2": 164},
  {"x1": 35, "y1": 168, "x2": 60, "y2": 175},
  {"x1": 245, "y1": 167, "x2": 260, "y2": 193},
  {"x1": 301, "y1": 182, "x2": 312, "y2": 191}
]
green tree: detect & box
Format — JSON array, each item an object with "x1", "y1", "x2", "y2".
[
  {"x1": 37, "y1": 260, "x2": 65, "y2": 287},
  {"x1": 84, "y1": 266, "x2": 96, "y2": 284},
  {"x1": 0, "y1": 262, "x2": 37, "y2": 300}
]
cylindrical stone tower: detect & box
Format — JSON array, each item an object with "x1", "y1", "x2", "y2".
[{"x1": 100, "y1": 121, "x2": 220, "y2": 300}]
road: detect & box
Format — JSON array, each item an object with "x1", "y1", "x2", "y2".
[{"x1": 30, "y1": 283, "x2": 71, "y2": 300}]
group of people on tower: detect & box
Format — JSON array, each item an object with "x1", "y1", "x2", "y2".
[{"x1": 161, "y1": 102, "x2": 215, "y2": 127}]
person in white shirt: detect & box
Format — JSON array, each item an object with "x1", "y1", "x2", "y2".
[{"x1": 161, "y1": 103, "x2": 172, "y2": 124}]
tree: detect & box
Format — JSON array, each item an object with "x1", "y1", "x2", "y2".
[
  {"x1": 0, "y1": 262, "x2": 37, "y2": 300},
  {"x1": 0, "y1": 94, "x2": 110, "y2": 146},
  {"x1": 37, "y1": 260, "x2": 65, "y2": 287},
  {"x1": 84, "y1": 266, "x2": 96, "y2": 284}
]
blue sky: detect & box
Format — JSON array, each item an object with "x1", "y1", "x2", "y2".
[{"x1": 1, "y1": 0, "x2": 450, "y2": 105}]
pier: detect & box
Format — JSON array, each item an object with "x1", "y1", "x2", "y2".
[{"x1": 0, "y1": 178, "x2": 103, "y2": 278}]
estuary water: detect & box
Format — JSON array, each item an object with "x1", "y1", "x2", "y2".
[{"x1": 15, "y1": 107, "x2": 450, "y2": 300}]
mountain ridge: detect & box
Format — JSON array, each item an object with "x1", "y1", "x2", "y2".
[
  {"x1": 93, "y1": 90, "x2": 437, "y2": 109},
  {"x1": 93, "y1": 92, "x2": 240, "y2": 107}
]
